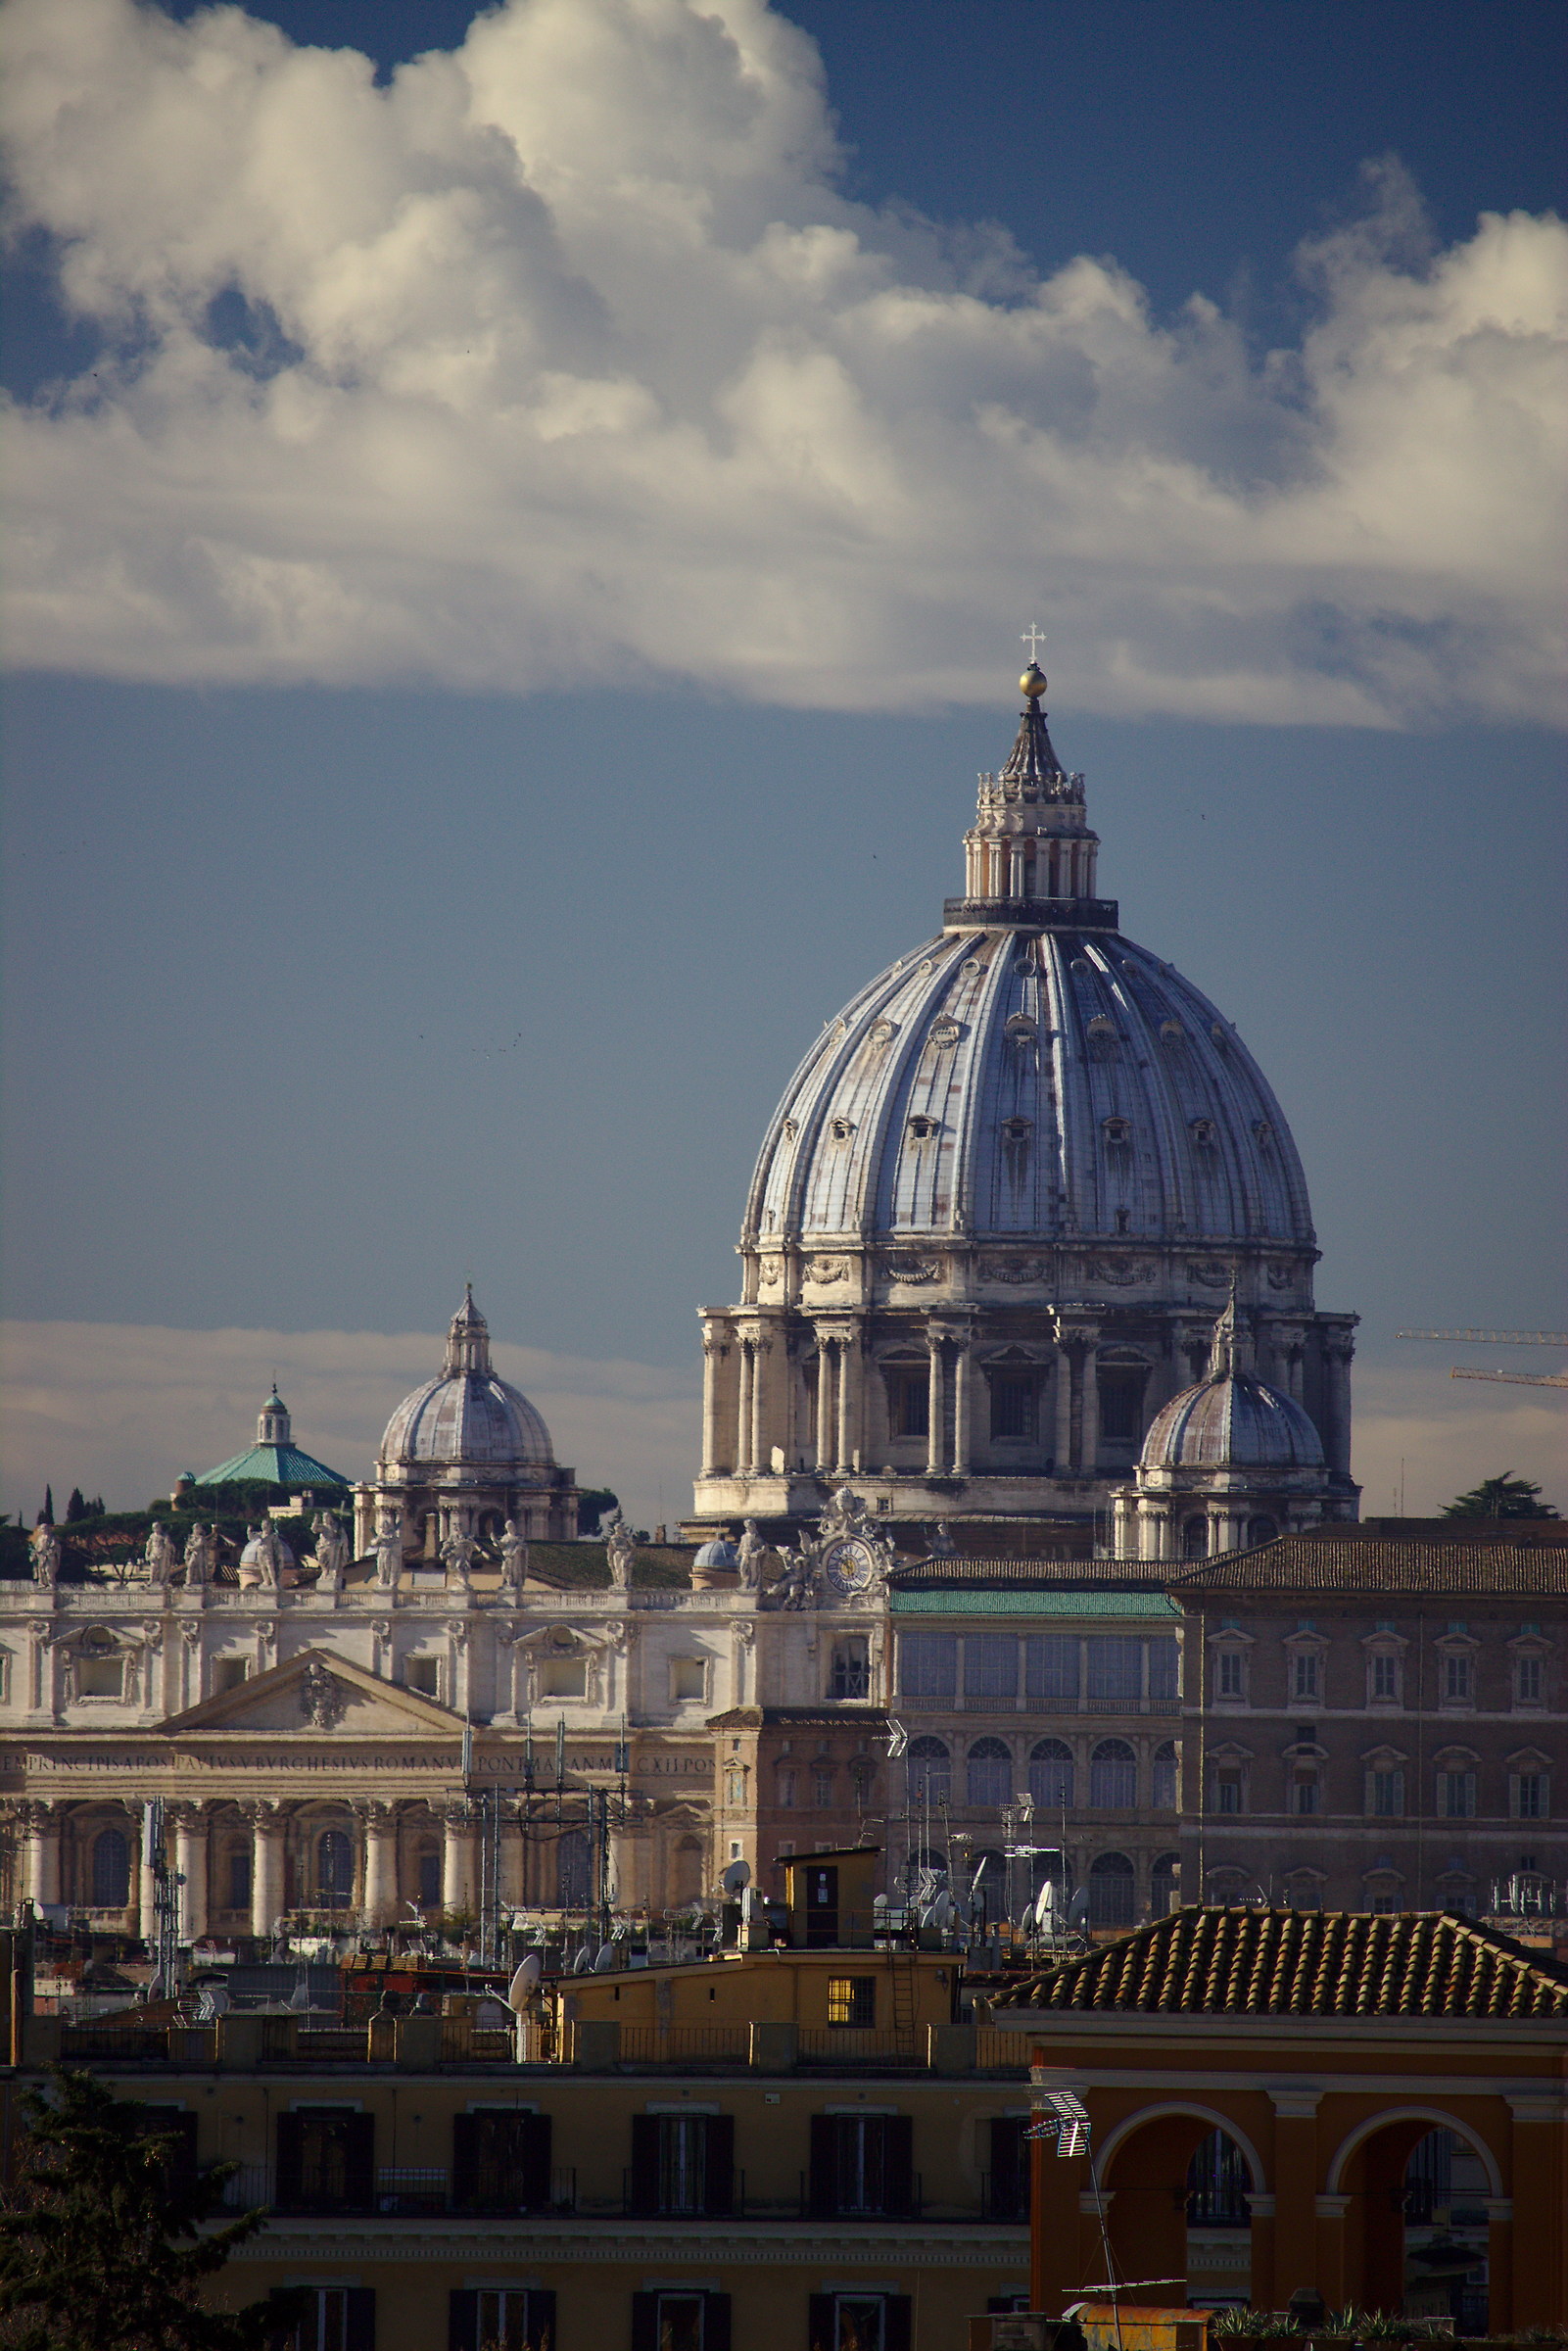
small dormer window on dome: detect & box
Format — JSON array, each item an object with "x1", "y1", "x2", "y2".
[
  {"x1": 1002, "y1": 1117, "x2": 1033, "y2": 1143},
  {"x1": 907, "y1": 1115, "x2": 937, "y2": 1141},
  {"x1": 1190, "y1": 1118, "x2": 1216, "y2": 1146},
  {"x1": 1102, "y1": 1116, "x2": 1131, "y2": 1145},
  {"x1": 829, "y1": 1117, "x2": 856, "y2": 1142}
]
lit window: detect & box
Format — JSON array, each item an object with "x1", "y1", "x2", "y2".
[{"x1": 827, "y1": 1977, "x2": 877, "y2": 2028}]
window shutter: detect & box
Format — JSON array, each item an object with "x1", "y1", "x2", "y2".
[
  {"x1": 521, "y1": 2111, "x2": 551, "y2": 2208},
  {"x1": 630, "y1": 2291, "x2": 659, "y2": 2351},
  {"x1": 703, "y1": 2114, "x2": 735, "y2": 2217},
  {"x1": 448, "y1": 2289, "x2": 479, "y2": 2351},
  {"x1": 703, "y1": 2291, "x2": 733, "y2": 2351},
  {"x1": 882, "y1": 2295, "x2": 914, "y2": 2351},
  {"x1": 451, "y1": 2114, "x2": 479, "y2": 2211},
  {"x1": 274, "y1": 2114, "x2": 305, "y2": 2212},
  {"x1": 807, "y1": 2295, "x2": 836, "y2": 2351},
  {"x1": 629, "y1": 2114, "x2": 660, "y2": 2217},
  {"x1": 526, "y1": 2288, "x2": 557, "y2": 2351},
  {"x1": 881, "y1": 2114, "x2": 915, "y2": 2218},
  {"x1": 808, "y1": 2115, "x2": 837, "y2": 2218},
  {"x1": 344, "y1": 2113, "x2": 375, "y2": 2211},
  {"x1": 989, "y1": 2114, "x2": 1022, "y2": 2219},
  {"x1": 345, "y1": 2288, "x2": 376, "y2": 2351}
]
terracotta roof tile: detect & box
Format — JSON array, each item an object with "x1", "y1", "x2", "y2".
[
  {"x1": 1000, "y1": 1906, "x2": 1568, "y2": 2020},
  {"x1": 1169, "y1": 1536, "x2": 1568, "y2": 1597}
]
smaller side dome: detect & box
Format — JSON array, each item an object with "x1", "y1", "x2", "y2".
[
  {"x1": 1140, "y1": 1292, "x2": 1324, "y2": 1471},
  {"x1": 693, "y1": 1537, "x2": 738, "y2": 1569}
]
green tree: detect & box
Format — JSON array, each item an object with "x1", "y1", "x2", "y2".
[
  {"x1": 0, "y1": 2069, "x2": 289, "y2": 2350},
  {"x1": 1442, "y1": 1471, "x2": 1559, "y2": 1520},
  {"x1": 576, "y1": 1487, "x2": 619, "y2": 1536}
]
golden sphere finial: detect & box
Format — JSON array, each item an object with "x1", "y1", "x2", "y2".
[{"x1": 1020, "y1": 661, "x2": 1047, "y2": 702}]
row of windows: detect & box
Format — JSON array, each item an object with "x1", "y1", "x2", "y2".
[
  {"x1": 1215, "y1": 1647, "x2": 1549, "y2": 1707},
  {"x1": 891, "y1": 1850, "x2": 1180, "y2": 1930},
  {"x1": 904, "y1": 1735, "x2": 1178, "y2": 1811},
  {"x1": 276, "y1": 2282, "x2": 912, "y2": 2351},
  {"x1": 882, "y1": 1361, "x2": 1150, "y2": 1446},
  {"x1": 1209, "y1": 1764, "x2": 1552, "y2": 1821},
  {"x1": 899, "y1": 1633, "x2": 1178, "y2": 1706},
  {"x1": 74, "y1": 1826, "x2": 602, "y2": 1915}
]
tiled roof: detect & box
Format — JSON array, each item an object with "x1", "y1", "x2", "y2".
[
  {"x1": 1170, "y1": 1535, "x2": 1568, "y2": 1597},
  {"x1": 891, "y1": 1589, "x2": 1177, "y2": 1618},
  {"x1": 196, "y1": 1442, "x2": 349, "y2": 1489},
  {"x1": 890, "y1": 1559, "x2": 1167, "y2": 1591},
  {"x1": 1000, "y1": 1905, "x2": 1568, "y2": 2020}
]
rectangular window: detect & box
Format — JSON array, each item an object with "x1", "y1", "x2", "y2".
[
  {"x1": 268, "y1": 2286, "x2": 375, "y2": 2351},
  {"x1": 1370, "y1": 1769, "x2": 1404, "y2": 1818},
  {"x1": 226, "y1": 1848, "x2": 252, "y2": 1911},
  {"x1": 1025, "y1": 1636, "x2": 1077, "y2": 1706},
  {"x1": 1293, "y1": 1777, "x2": 1320, "y2": 1815},
  {"x1": 1214, "y1": 1775, "x2": 1242, "y2": 1814},
  {"x1": 827, "y1": 1976, "x2": 877, "y2": 2027},
  {"x1": 275, "y1": 2111, "x2": 374, "y2": 2217},
  {"x1": 1216, "y1": 1652, "x2": 1245, "y2": 1700},
  {"x1": 1444, "y1": 1655, "x2": 1473, "y2": 1702},
  {"x1": 1147, "y1": 1639, "x2": 1179, "y2": 1703},
  {"x1": 630, "y1": 2291, "x2": 730, "y2": 2351},
  {"x1": 452, "y1": 2111, "x2": 550, "y2": 2214},
  {"x1": 898, "y1": 1632, "x2": 957, "y2": 1700},
  {"x1": 1086, "y1": 1637, "x2": 1142, "y2": 1703},
  {"x1": 964, "y1": 1634, "x2": 1018, "y2": 1703},
  {"x1": 777, "y1": 1770, "x2": 796, "y2": 1810},
  {"x1": 1291, "y1": 1653, "x2": 1320, "y2": 1702},
  {"x1": 1370, "y1": 1655, "x2": 1401, "y2": 1702},
  {"x1": 887, "y1": 1372, "x2": 928, "y2": 1440},
  {"x1": 1516, "y1": 1656, "x2": 1544, "y2": 1704},
  {"x1": 630, "y1": 2114, "x2": 734, "y2": 2220},
  {"x1": 1097, "y1": 1367, "x2": 1144, "y2": 1445},
  {"x1": 403, "y1": 1656, "x2": 438, "y2": 1696},
  {"x1": 990, "y1": 1374, "x2": 1036, "y2": 1440},
  {"x1": 450, "y1": 2288, "x2": 555, "y2": 2351},
  {"x1": 809, "y1": 2114, "x2": 914, "y2": 2219},
  {"x1": 1152, "y1": 1749, "x2": 1178, "y2": 1809},
  {"x1": 813, "y1": 1770, "x2": 833, "y2": 1806},
  {"x1": 830, "y1": 1643, "x2": 869, "y2": 1701},
  {"x1": 1514, "y1": 1773, "x2": 1547, "y2": 1820},
  {"x1": 1438, "y1": 1770, "x2": 1477, "y2": 1819},
  {"x1": 669, "y1": 1657, "x2": 706, "y2": 1702},
  {"x1": 78, "y1": 1652, "x2": 123, "y2": 1699},
  {"x1": 808, "y1": 2294, "x2": 913, "y2": 2351},
  {"x1": 215, "y1": 1657, "x2": 249, "y2": 1693}
]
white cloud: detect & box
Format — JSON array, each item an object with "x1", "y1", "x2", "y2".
[
  {"x1": 2, "y1": 0, "x2": 1567, "y2": 722},
  {"x1": 0, "y1": 1319, "x2": 699, "y2": 1535}
]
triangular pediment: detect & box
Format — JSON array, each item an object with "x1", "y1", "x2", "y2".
[{"x1": 162, "y1": 1648, "x2": 461, "y2": 1737}]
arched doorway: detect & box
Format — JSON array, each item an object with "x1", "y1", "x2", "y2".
[
  {"x1": 1330, "y1": 2110, "x2": 1501, "y2": 2321},
  {"x1": 1098, "y1": 2108, "x2": 1263, "y2": 2302}
]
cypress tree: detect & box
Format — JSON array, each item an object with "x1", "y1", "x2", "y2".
[{"x1": 0, "y1": 2068, "x2": 293, "y2": 2350}]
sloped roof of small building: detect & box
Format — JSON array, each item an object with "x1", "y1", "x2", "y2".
[
  {"x1": 1170, "y1": 1534, "x2": 1568, "y2": 1598},
  {"x1": 197, "y1": 1441, "x2": 349, "y2": 1489},
  {"x1": 1000, "y1": 1905, "x2": 1568, "y2": 2020}
]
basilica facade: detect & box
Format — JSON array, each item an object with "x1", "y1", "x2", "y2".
[{"x1": 690, "y1": 666, "x2": 1357, "y2": 1541}]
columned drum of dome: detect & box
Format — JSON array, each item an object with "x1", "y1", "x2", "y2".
[
  {"x1": 355, "y1": 1286, "x2": 580, "y2": 1559},
  {"x1": 692, "y1": 669, "x2": 1357, "y2": 1540}
]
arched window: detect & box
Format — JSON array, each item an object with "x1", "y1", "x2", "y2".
[
  {"x1": 556, "y1": 1829, "x2": 592, "y2": 1909},
  {"x1": 91, "y1": 1827, "x2": 130, "y2": 1909},
  {"x1": 1246, "y1": 1515, "x2": 1278, "y2": 1548},
  {"x1": 316, "y1": 1829, "x2": 354, "y2": 1909},
  {"x1": 1028, "y1": 1740, "x2": 1073, "y2": 1809},
  {"x1": 1182, "y1": 1517, "x2": 1210, "y2": 1560},
  {"x1": 1152, "y1": 1741, "x2": 1178, "y2": 1809},
  {"x1": 907, "y1": 1737, "x2": 950, "y2": 1804},
  {"x1": 966, "y1": 1738, "x2": 1013, "y2": 1808},
  {"x1": 1087, "y1": 1851, "x2": 1135, "y2": 1929},
  {"x1": 1151, "y1": 1852, "x2": 1180, "y2": 1917},
  {"x1": 1090, "y1": 1739, "x2": 1137, "y2": 1808},
  {"x1": 1186, "y1": 2129, "x2": 1253, "y2": 2224}
]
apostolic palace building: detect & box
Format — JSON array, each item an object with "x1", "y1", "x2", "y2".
[{"x1": 1, "y1": 669, "x2": 1561, "y2": 1950}]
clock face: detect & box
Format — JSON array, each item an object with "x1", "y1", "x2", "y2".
[{"x1": 825, "y1": 1538, "x2": 876, "y2": 1596}]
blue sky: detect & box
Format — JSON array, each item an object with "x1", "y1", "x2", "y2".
[{"x1": 2, "y1": 0, "x2": 1564, "y2": 1524}]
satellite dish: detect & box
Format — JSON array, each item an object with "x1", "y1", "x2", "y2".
[
  {"x1": 929, "y1": 1891, "x2": 953, "y2": 1929},
  {"x1": 506, "y1": 1953, "x2": 543, "y2": 2010},
  {"x1": 873, "y1": 1893, "x2": 888, "y2": 1909},
  {"x1": 593, "y1": 1943, "x2": 616, "y2": 1972},
  {"x1": 1033, "y1": 1879, "x2": 1057, "y2": 1928},
  {"x1": 571, "y1": 1944, "x2": 593, "y2": 1974},
  {"x1": 969, "y1": 1858, "x2": 989, "y2": 1900},
  {"x1": 1067, "y1": 1887, "x2": 1091, "y2": 1931},
  {"x1": 721, "y1": 1857, "x2": 751, "y2": 1896}
]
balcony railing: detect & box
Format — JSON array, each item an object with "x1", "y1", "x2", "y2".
[{"x1": 616, "y1": 2024, "x2": 751, "y2": 2065}]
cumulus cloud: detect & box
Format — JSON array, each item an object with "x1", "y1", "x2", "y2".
[
  {"x1": 2, "y1": 0, "x2": 1565, "y2": 722},
  {"x1": 0, "y1": 1319, "x2": 699, "y2": 1535}
]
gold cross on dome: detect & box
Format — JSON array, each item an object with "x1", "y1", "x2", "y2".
[{"x1": 1021, "y1": 624, "x2": 1047, "y2": 661}]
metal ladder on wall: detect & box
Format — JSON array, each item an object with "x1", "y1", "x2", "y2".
[{"x1": 887, "y1": 1947, "x2": 918, "y2": 2053}]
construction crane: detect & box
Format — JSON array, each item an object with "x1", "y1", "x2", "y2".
[{"x1": 1398, "y1": 1328, "x2": 1568, "y2": 1391}]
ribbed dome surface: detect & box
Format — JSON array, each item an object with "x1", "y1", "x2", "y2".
[
  {"x1": 378, "y1": 1373, "x2": 553, "y2": 1472},
  {"x1": 747, "y1": 927, "x2": 1313, "y2": 1246},
  {"x1": 1141, "y1": 1368, "x2": 1324, "y2": 1470},
  {"x1": 693, "y1": 1537, "x2": 738, "y2": 1568}
]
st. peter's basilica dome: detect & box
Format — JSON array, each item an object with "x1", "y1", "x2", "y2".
[{"x1": 692, "y1": 665, "x2": 1356, "y2": 1537}]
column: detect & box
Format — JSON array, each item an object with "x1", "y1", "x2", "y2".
[
  {"x1": 360, "y1": 1801, "x2": 399, "y2": 1928},
  {"x1": 814, "y1": 1344, "x2": 835, "y2": 1472},
  {"x1": 1008, "y1": 842, "x2": 1024, "y2": 896},
  {"x1": 926, "y1": 1331, "x2": 947, "y2": 1477},
  {"x1": 835, "y1": 1333, "x2": 861, "y2": 1475},
  {"x1": 736, "y1": 1343, "x2": 755, "y2": 1474},
  {"x1": 1323, "y1": 1335, "x2": 1354, "y2": 1472},
  {"x1": 443, "y1": 1804, "x2": 476, "y2": 1910},
  {"x1": 750, "y1": 1336, "x2": 769, "y2": 1472},
  {"x1": 953, "y1": 1341, "x2": 974, "y2": 1477},
  {"x1": 700, "y1": 1330, "x2": 729, "y2": 1477},
  {"x1": 250, "y1": 1808, "x2": 286, "y2": 1939},
  {"x1": 172, "y1": 1805, "x2": 208, "y2": 1943},
  {"x1": 24, "y1": 1802, "x2": 60, "y2": 1908},
  {"x1": 1054, "y1": 1347, "x2": 1073, "y2": 1473},
  {"x1": 1079, "y1": 1342, "x2": 1100, "y2": 1473},
  {"x1": 1262, "y1": 2088, "x2": 1322, "y2": 2310},
  {"x1": 1505, "y1": 2093, "x2": 1562, "y2": 2328}
]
